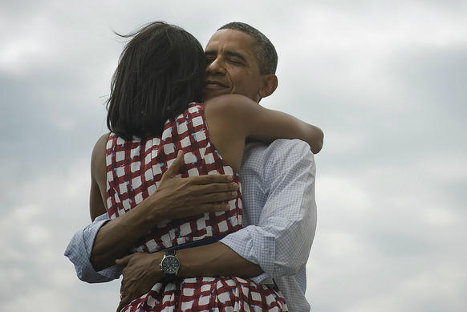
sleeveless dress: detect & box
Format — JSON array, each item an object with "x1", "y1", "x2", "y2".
[{"x1": 106, "y1": 103, "x2": 288, "y2": 312}]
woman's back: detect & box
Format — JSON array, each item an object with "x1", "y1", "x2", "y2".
[
  {"x1": 106, "y1": 102, "x2": 243, "y2": 253},
  {"x1": 107, "y1": 102, "x2": 289, "y2": 311}
]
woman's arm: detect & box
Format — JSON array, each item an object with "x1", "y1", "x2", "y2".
[
  {"x1": 89, "y1": 134, "x2": 108, "y2": 220},
  {"x1": 89, "y1": 133, "x2": 160, "y2": 270},
  {"x1": 206, "y1": 94, "x2": 324, "y2": 154}
]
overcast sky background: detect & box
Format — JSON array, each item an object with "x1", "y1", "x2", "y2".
[{"x1": 1, "y1": 1, "x2": 466, "y2": 311}]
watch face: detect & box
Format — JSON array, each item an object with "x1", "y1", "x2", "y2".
[{"x1": 161, "y1": 255, "x2": 179, "y2": 274}]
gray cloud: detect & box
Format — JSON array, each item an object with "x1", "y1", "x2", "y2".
[{"x1": 1, "y1": 1, "x2": 466, "y2": 311}]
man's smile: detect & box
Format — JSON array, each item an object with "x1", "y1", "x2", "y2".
[{"x1": 204, "y1": 80, "x2": 229, "y2": 89}]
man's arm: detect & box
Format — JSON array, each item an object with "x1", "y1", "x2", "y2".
[
  {"x1": 117, "y1": 140, "x2": 316, "y2": 306},
  {"x1": 182, "y1": 140, "x2": 316, "y2": 281},
  {"x1": 116, "y1": 237, "x2": 264, "y2": 309},
  {"x1": 65, "y1": 149, "x2": 239, "y2": 281},
  {"x1": 116, "y1": 240, "x2": 263, "y2": 310},
  {"x1": 65, "y1": 213, "x2": 120, "y2": 282},
  {"x1": 221, "y1": 140, "x2": 317, "y2": 281}
]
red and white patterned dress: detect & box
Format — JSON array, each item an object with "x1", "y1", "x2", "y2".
[{"x1": 106, "y1": 103, "x2": 288, "y2": 311}]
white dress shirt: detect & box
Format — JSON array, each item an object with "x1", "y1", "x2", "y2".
[{"x1": 65, "y1": 139, "x2": 317, "y2": 311}]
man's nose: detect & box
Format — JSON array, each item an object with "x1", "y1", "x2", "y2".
[{"x1": 206, "y1": 58, "x2": 226, "y2": 75}]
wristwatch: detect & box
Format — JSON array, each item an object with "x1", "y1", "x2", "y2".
[{"x1": 160, "y1": 249, "x2": 180, "y2": 280}]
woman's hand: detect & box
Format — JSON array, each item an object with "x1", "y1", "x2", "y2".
[{"x1": 116, "y1": 252, "x2": 164, "y2": 312}]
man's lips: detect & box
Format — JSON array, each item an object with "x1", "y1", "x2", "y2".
[{"x1": 204, "y1": 80, "x2": 229, "y2": 89}]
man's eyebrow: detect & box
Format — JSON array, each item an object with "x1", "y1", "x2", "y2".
[
  {"x1": 225, "y1": 50, "x2": 247, "y2": 62},
  {"x1": 204, "y1": 50, "x2": 248, "y2": 63}
]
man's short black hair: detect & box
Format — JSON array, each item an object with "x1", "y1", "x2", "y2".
[{"x1": 218, "y1": 22, "x2": 278, "y2": 74}]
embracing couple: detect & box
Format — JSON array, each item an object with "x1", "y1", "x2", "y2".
[{"x1": 65, "y1": 21, "x2": 323, "y2": 312}]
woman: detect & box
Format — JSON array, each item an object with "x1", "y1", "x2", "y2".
[{"x1": 91, "y1": 21, "x2": 322, "y2": 311}]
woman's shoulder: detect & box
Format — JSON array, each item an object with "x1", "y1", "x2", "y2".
[{"x1": 93, "y1": 133, "x2": 110, "y2": 155}]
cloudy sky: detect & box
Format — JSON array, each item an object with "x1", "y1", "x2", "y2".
[{"x1": 1, "y1": 0, "x2": 466, "y2": 311}]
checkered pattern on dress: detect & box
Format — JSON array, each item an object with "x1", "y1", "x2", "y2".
[
  {"x1": 106, "y1": 103, "x2": 288, "y2": 311},
  {"x1": 106, "y1": 103, "x2": 243, "y2": 253},
  {"x1": 121, "y1": 277, "x2": 288, "y2": 312}
]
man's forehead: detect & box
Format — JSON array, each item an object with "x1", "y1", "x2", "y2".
[{"x1": 205, "y1": 29, "x2": 255, "y2": 53}]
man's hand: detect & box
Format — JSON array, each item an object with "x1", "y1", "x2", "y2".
[
  {"x1": 115, "y1": 243, "x2": 263, "y2": 312},
  {"x1": 151, "y1": 150, "x2": 239, "y2": 221},
  {"x1": 115, "y1": 252, "x2": 164, "y2": 312},
  {"x1": 91, "y1": 150, "x2": 239, "y2": 271}
]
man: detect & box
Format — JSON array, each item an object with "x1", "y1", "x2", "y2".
[{"x1": 65, "y1": 22, "x2": 320, "y2": 311}]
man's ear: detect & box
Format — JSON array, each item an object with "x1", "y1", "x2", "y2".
[{"x1": 259, "y1": 74, "x2": 278, "y2": 98}]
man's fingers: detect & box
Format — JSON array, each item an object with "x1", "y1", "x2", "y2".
[
  {"x1": 117, "y1": 294, "x2": 131, "y2": 312},
  {"x1": 193, "y1": 182, "x2": 239, "y2": 195},
  {"x1": 163, "y1": 150, "x2": 184, "y2": 179},
  {"x1": 115, "y1": 254, "x2": 132, "y2": 266},
  {"x1": 117, "y1": 291, "x2": 144, "y2": 311},
  {"x1": 117, "y1": 288, "x2": 126, "y2": 311},
  {"x1": 189, "y1": 174, "x2": 234, "y2": 185},
  {"x1": 117, "y1": 279, "x2": 132, "y2": 312},
  {"x1": 161, "y1": 152, "x2": 234, "y2": 185},
  {"x1": 190, "y1": 183, "x2": 239, "y2": 203},
  {"x1": 194, "y1": 191, "x2": 239, "y2": 204},
  {"x1": 201, "y1": 202, "x2": 231, "y2": 213}
]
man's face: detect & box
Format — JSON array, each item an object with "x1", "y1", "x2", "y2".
[{"x1": 203, "y1": 29, "x2": 265, "y2": 102}]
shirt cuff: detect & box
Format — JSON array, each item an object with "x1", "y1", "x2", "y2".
[
  {"x1": 250, "y1": 272, "x2": 274, "y2": 285},
  {"x1": 220, "y1": 226, "x2": 275, "y2": 285},
  {"x1": 64, "y1": 218, "x2": 122, "y2": 283}
]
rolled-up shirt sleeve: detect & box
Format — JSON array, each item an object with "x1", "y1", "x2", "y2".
[
  {"x1": 221, "y1": 140, "x2": 317, "y2": 284},
  {"x1": 64, "y1": 213, "x2": 122, "y2": 283}
]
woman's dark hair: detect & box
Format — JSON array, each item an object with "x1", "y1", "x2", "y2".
[{"x1": 106, "y1": 21, "x2": 205, "y2": 140}]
